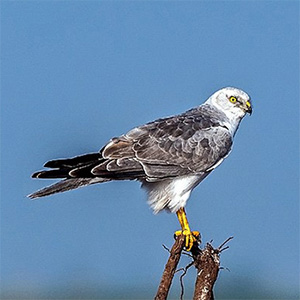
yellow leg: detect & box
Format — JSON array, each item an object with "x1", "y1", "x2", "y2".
[{"x1": 175, "y1": 208, "x2": 200, "y2": 251}]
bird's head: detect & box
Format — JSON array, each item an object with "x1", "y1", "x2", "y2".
[{"x1": 207, "y1": 87, "x2": 252, "y2": 118}]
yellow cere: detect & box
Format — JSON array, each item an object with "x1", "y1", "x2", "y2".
[{"x1": 246, "y1": 101, "x2": 251, "y2": 108}]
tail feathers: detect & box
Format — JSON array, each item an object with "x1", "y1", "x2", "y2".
[{"x1": 28, "y1": 177, "x2": 108, "y2": 199}]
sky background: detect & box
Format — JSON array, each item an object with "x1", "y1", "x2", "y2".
[{"x1": 1, "y1": 1, "x2": 299, "y2": 299}]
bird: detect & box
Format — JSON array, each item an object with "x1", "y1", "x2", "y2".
[{"x1": 29, "y1": 86, "x2": 252, "y2": 251}]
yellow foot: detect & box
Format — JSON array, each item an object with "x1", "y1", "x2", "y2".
[
  {"x1": 174, "y1": 230, "x2": 200, "y2": 251},
  {"x1": 175, "y1": 207, "x2": 200, "y2": 251}
]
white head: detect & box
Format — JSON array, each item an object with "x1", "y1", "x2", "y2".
[{"x1": 206, "y1": 87, "x2": 252, "y2": 120}]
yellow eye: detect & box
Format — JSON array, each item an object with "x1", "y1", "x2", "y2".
[{"x1": 229, "y1": 96, "x2": 237, "y2": 103}]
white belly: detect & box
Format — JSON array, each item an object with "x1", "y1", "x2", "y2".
[{"x1": 142, "y1": 174, "x2": 205, "y2": 213}]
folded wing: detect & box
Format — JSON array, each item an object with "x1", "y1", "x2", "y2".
[{"x1": 29, "y1": 106, "x2": 232, "y2": 198}]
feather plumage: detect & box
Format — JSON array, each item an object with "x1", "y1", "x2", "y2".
[{"x1": 29, "y1": 87, "x2": 252, "y2": 213}]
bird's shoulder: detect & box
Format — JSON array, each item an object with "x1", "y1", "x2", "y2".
[
  {"x1": 100, "y1": 104, "x2": 233, "y2": 177},
  {"x1": 127, "y1": 104, "x2": 229, "y2": 141}
]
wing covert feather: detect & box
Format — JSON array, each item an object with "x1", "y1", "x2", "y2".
[{"x1": 101, "y1": 106, "x2": 233, "y2": 179}]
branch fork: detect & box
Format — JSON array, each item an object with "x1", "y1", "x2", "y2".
[{"x1": 155, "y1": 235, "x2": 233, "y2": 300}]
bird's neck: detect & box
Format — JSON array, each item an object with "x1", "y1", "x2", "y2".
[
  {"x1": 222, "y1": 109, "x2": 244, "y2": 136},
  {"x1": 224, "y1": 116, "x2": 242, "y2": 137},
  {"x1": 204, "y1": 103, "x2": 244, "y2": 137}
]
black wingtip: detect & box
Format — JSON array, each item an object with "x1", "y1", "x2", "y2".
[
  {"x1": 43, "y1": 153, "x2": 102, "y2": 169},
  {"x1": 44, "y1": 160, "x2": 59, "y2": 168},
  {"x1": 31, "y1": 170, "x2": 55, "y2": 178},
  {"x1": 31, "y1": 171, "x2": 42, "y2": 178},
  {"x1": 31, "y1": 169, "x2": 69, "y2": 179}
]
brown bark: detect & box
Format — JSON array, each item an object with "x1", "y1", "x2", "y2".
[
  {"x1": 191, "y1": 243, "x2": 220, "y2": 300},
  {"x1": 154, "y1": 236, "x2": 232, "y2": 300},
  {"x1": 154, "y1": 234, "x2": 185, "y2": 300}
]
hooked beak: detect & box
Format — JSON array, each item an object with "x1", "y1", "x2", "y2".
[{"x1": 245, "y1": 100, "x2": 252, "y2": 115}]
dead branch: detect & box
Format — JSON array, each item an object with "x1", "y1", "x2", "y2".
[
  {"x1": 154, "y1": 234, "x2": 185, "y2": 300},
  {"x1": 154, "y1": 236, "x2": 233, "y2": 300},
  {"x1": 191, "y1": 243, "x2": 219, "y2": 300}
]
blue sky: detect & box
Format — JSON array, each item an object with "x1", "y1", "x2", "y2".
[{"x1": 1, "y1": 1, "x2": 299, "y2": 299}]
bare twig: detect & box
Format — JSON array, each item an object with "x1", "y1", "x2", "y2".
[
  {"x1": 218, "y1": 236, "x2": 234, "y2": 252},
  {"x1": 162, "y1": 244, "x2": 170, "y2": 252},
  {"x1": 178, "y1": 261, "x2": 194, "y2": 300}
]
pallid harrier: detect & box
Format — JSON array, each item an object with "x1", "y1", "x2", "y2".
[{"x1": 29, "y1": 87, "x2": 252, "y2": 250}]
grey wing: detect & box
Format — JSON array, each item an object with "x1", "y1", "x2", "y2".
[
  {"x1": 29, "y1": 106, "x2": 233, "y2": 199},
  {"x1": 96, "y1": 110, "x2": 233, "y2": 181}
]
